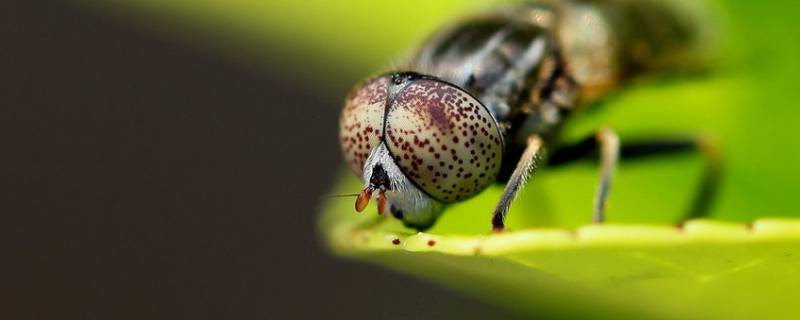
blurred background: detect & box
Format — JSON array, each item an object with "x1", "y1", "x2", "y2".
[
  {"x1": 3, "y1": 0, "x2": 800, "y2": 319},
  {"x1": 1, "y1": 1, "x2": 516, "y2": 319}
]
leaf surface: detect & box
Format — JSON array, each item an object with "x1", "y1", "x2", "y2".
[{"x1": 323, "y1": 176, "x2": 800, "y2": 319}]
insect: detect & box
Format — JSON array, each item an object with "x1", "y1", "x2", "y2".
[{"x1": 339, "y1": 0, "x2": 721, "y2": 231}]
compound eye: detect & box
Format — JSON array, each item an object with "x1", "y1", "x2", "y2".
[
  {"x1": 339, "y1": 75, "x2": 390, "y2": 176},
  {"x1": 384, "y1": 79, "x2": 503, "y2": 203}
]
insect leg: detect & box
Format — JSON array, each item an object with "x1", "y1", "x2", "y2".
[
  {"x1": 617, "y1": 136, "x2": 722, "y2": 220},
  {"x1": 594, "y1": 128, "x2": 620, "y2": 223},
  {"x1": 549, "y1": 135, "x2": 721, "y2": 222},
  {"x1": 491, "y1": 135, "x2": 544, "y2": 231},
  {"x1": 546, "y1": 128, "x2": 620, "y2": 223}
]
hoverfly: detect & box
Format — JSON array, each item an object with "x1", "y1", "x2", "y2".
[{"x1": 339, "y1": 0, "x2": 720, "y2": 231}]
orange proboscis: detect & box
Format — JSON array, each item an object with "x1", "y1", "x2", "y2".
[
  {"x1": 377, "y1": 192, "x2": 387, "y2": 215},
  {"x1": 355, "y1": 189, "x2": 372, "y2": 212}
]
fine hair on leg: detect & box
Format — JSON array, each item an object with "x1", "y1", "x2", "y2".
[{"x1": 491, "y1": 135, "x2": 544, "y2": 231}]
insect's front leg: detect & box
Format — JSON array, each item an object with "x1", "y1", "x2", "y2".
[{"x1": 491, "y1": 135, "x2": 544, "y2": 231}]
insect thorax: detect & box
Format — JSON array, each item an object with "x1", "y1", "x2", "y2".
[
  {"x1": 409, "y1": 5, "x2": 573, "y2": 148},
  {"x1": 406, "y1": 0, "x2": 704, "y2": 149}
]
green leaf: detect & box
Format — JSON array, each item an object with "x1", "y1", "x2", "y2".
[{"x1": 322, "y1": 176, "x2": 800, "y2": 319}]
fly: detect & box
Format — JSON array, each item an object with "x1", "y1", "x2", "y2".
[{"x1": 339, "y1": 0, "x2": 721, "y2": 231}]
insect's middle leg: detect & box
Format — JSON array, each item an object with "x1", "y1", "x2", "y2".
[
  {"x1": 547, "y1": 128, "x2": 620, "y2": 223},
  {"x1": 549, "y1": 134, "x2": 722, "y2": 223}
]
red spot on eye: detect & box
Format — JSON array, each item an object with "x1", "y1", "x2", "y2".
[
  {"x1": 427, "y1": 240, "x2": 436, "y2": 247},
  {"x1": 392, "y1": 239, "x2": 401, "y2": 245}
]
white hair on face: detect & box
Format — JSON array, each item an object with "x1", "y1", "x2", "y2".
[{"x1": 362, "y1": 143, "x2": 445, "y2": 226}]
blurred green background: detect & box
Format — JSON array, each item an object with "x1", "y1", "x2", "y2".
[{"x1": 5, "y1": 0, "x2": 800, "y2": 319}]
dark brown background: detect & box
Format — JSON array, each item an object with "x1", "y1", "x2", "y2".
[{"x1": 0, "y1": 1, "x2": 525, "y2": 319}]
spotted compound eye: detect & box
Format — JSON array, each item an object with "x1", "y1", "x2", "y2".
[
  {"x1": 339, "y1": 75, "x2": 390, "y2": 176},
  {"x1": 385, "y1": 79, "x2": 503, "y2": 203}
]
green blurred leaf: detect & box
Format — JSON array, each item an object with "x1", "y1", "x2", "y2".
[
  {"x1": 322, "y1": 166, "x2": 800, "y2": 319},
  {"x1": 83, "y1": 0, "x2": 491, "y2": 83},
  {"x1": 323, "y1": 184, "x2": 800, "y2": 319}
]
